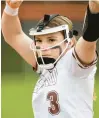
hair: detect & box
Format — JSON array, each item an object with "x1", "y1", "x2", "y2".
[
  {"x1": 46, "y1": 15, "x2": 73, "y2": 30},
  {"x1": 45, "y1": 15, "x2": 76, "y2": 46}
]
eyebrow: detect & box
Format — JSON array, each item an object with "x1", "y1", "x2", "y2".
[
  {"x1": 47, "y1": 36, "x2": 58, "y2": 39},
  {"x1": 35, "y1": 35, "x2": 58, "y2": 40}
]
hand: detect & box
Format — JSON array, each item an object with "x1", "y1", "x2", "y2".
[
  {"x1": 92, "y1": 0, "x2": 99, "y2": 5},
  {"x1": 6, "y1": 0, "x2": 23, "y2": 9},
  {"x1": 89, "y1": 0, "x2": 99, "y2": 13}
]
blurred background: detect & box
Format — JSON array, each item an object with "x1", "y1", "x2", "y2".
[{"x1": 1, "y1": 1, "x2": 99, "y2": 118}]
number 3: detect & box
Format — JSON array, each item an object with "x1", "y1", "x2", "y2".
[{"x1": 47, "y1": 91, "x2": 60, "y2": 115}]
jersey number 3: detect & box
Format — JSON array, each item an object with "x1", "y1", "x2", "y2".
[{"x1": 47, "y1": 91, "x2": 60, "y2": 115}]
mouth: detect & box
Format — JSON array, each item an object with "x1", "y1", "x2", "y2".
[{"x1": 37, "y1": 57, "x2": 56, "y2": 65}]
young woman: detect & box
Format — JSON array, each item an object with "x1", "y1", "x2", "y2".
[{"x1": 2, "y1": 0, "x2": 99, "y2": 118}]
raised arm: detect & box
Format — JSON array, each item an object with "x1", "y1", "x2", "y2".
[
  {"x1": 1, "y1": 0, "x2": 36, "y2": 67},
  {"x1": 75, "y1": 1, "x2": 99, "y2": 65}
]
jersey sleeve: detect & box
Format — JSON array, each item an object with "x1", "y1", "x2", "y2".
[{"x1": 63, "y1": 47, "x2": 98, "y2": 78}]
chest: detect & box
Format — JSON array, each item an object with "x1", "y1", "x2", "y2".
[
  {"x1": 33, "y1": 66, "x2": 94, "y2": 100},
  {"x1": 34, "y1": 68, "x2": 58, "y2": 94},
  {"x1": 33, "y1": 66, "x2": 77, "y2": 103}
]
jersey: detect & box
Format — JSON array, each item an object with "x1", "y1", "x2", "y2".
[{"x1": 32, "y1": 47, "x2": 98, "y2": 118}]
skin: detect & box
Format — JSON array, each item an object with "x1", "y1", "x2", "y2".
[
  {"x1": 1, "y1": 0, "x2": 99, "y2": 68},
  {"x1": 35, "y1": 31, "x2": 73, "y2": 60}
]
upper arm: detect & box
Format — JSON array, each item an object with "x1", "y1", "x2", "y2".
[
  {"x1": 75, "y1": 36, "x2": 97, "y2": 65},
  {"x1": 1, "y1": 12, "x2": 36, "y2": 68},
  {"x1": 5, "y1": 32, "x2": 36, "y2": 68},
  {"x1": 74, "y1": 1, "x2": 99, "y2": 65}
]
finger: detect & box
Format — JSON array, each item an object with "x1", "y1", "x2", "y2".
[{"x1": 6, "y1": 0, "x2": 23, "y2": 9}]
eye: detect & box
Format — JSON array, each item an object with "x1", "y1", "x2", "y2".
[
  {"x1": 35, "y1": 39, "x2": 42, "y2": 43},
  {"x1": 49, "y1": 39, "x2": 56, "y2": 42}
]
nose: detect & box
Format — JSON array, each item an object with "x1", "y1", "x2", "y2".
[{"x1": 40, "y1": 43, "x2": 50, "y2": 50}]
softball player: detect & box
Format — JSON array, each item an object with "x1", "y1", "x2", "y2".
[{"x1": 2, "y1": 0, "x2": 99, "y2": 118}]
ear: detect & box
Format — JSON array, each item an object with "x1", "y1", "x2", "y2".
[{"x1": 69, "y1": 36, "x2": 77, "y2": 48}]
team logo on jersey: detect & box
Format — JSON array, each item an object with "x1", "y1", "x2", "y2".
[{"x1": 34, "y1": 67, "x2": 58, "y2": 93}]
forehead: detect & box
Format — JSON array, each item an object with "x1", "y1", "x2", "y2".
[{"x1": 35, "y1": 31, "x2": 63, "y2": 39}]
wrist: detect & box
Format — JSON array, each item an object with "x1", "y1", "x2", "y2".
[
  {"x1": 82, "y1": 5, "x2": 99, "y2": 42},
  {"x1": 4, "y1": 3, "x2": 19, "y2": 16}
]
